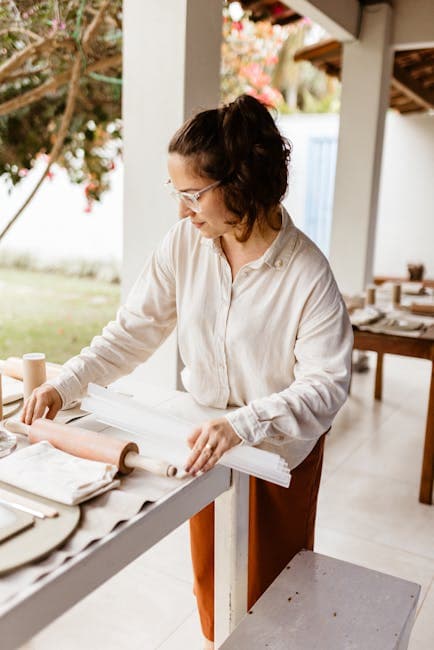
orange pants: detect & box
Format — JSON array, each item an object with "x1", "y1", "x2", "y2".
[{"x1": 189, "y1": 435, "x2": 325, "y2": 642}]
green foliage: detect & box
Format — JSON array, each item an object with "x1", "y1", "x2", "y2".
[
  {"x1": 0, "y1": 2, "x2": 340, "y2": 217},
  {"x1": 221, "y1": 8, "x2": 340, "y2": 114},
  {"x1": 0, "y1": 0, "x2": 122, "y2": 208}
]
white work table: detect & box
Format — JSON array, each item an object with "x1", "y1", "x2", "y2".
[{"x1": 0, "y1": 380, "x2": 250, "y2": 650}]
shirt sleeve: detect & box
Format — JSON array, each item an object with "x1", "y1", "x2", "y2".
[
  {"x1": 225, "y1": 271, "x2": 353, "y2": 458},
  {"x1": 47, "y1": 229, "x2": 177, "y2": 408}
]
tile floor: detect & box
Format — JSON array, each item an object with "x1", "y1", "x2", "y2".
[{"x1": 21, "y1": 353, "x2": 434, "y2": 649}]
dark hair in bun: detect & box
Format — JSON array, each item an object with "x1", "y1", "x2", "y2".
[{"x1": 168, "y1": 94, "x2": 292, "y2": 241}]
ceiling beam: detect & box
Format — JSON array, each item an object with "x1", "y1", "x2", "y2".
[
  {"x1": 391, "y1": 63, "x2": 434, "y2": 110},
  {"x1": 392, "y1": 0, "x2": 434, "y2": 50},
  {"x1": 284, "y1": 0, "x2": 360, "y2": 41},
  {"x1": 293, "y1": 38, "x2": 341, "y2": 64}
]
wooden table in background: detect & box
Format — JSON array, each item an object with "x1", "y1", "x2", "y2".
[{"x1": 353, "y1": 325, "x2": 434, "y2": 505}]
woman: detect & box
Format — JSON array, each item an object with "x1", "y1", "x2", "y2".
[{"x1": 22, "y1": 94, "x2": 353, "y2": 649}]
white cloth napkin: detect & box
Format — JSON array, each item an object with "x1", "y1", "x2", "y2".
[
  {"x1": 350, "y1": 306, "x2": 384, "y2": 326},
  {"x1": 0, "y1": 441, "x2": 119, "y2": 505}
]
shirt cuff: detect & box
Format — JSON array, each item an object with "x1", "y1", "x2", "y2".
[
  {"x1": 225, "y1": 405, "x2": 268, "y2": 446},
  {"x1": 46, "y1": 371, "x2": 84, "y2": 410}
]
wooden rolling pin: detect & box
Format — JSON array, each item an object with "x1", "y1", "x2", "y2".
[
  {"x1": 410, "y1": 302, "x2": 434, "y2": 316},
  {"x1": 0, "y1": 357, "x2": 62, "y2": 381},
  {"x1": 4, "y1": 418, "x2": 177, "y2": 478}
]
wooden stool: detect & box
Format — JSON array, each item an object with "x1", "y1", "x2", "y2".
[{"x1": 220, "y1": 550, "x2": 420, "y2": 650}]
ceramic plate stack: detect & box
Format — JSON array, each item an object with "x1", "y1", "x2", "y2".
[
  {"x1": 1, "y1": 375, "x2": 23, "y2": 420},
  {"x1": 0, "y1": 482, "x2": 80, "y2": 575}
]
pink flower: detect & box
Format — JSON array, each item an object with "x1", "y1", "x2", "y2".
[
  {"x1": 252, "y1": 86, "x2": 283, "y2": 106},
  {"x1": 240, "y1": 62, "x2": 270, "y2": 88},
  {"x1": 265, "y1": 54, "x2": 278, "y2": 65}
]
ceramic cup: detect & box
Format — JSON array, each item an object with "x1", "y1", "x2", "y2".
[
  {"x1": 22, "y1": 353, "x2": 47, "y2": 401},
  {"x1": 365, "y1": 286, "x2": 376, "y2": 306},
  {"x1": 392, "y1": 283, "x2": 401, "y2": 306}
]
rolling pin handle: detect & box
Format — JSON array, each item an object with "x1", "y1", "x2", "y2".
[
  {"x1": 4, "y1": 419, "x2": 30, "y2": 437},
  {"x1": 124, "y1": 451, "x2": 177, "y2": 478}
]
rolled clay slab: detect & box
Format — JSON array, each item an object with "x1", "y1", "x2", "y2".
[{"x1": 0, "y1": 357, "x2": 61, "y2": 382}]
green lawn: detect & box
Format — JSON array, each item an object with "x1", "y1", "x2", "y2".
[{"x1": 0, "y1": 268, "x2": 120, "y2": 364}]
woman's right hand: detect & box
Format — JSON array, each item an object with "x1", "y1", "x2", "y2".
[{"x1": 21, "y1": 384, "x2": 62, "y2": 425}]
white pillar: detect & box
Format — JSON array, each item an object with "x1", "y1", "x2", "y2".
[
  {"x1": 328, "y1": 3, "x2": 394, "y2": 295},
  {"x1": 122, "y1": 0, "x2": 222, "y2": 388}
]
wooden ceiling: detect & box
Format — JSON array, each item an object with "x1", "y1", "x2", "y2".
[
  {"x1": 294, "y1": 39, "x2": 434, "y2": 114},
  {"x1": 239, "y1": 1, "x2": 434, "y2": 114},
  {"x1": 240, "y1": 1, "x2": 302, "y2": 25}
]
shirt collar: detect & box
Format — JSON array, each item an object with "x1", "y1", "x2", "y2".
[{"x1": 199, "y1": 205, "x2": 298, "y2": 270}]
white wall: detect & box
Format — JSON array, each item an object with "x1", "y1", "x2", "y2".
[
  {"x1": 278, "y1": 113, "x2": 339, "y2": 231},
  {"x1": 279, "y1": 111, "x2": 434, "y2": 281},
  {"x1": 374, "y1": 111, "x2": 434, "y2": 278},
  {"x1": 0, "y1": 160, "x2": 122, "y2": 266}
]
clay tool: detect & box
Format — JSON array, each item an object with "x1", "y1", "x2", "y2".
[
  {"x1": 0, "y1": 496, "x2": 48, "y2": 520},
  {"x1": 4, "y1": 419, "x2": 178, "y2": 478},
  {"x1": 0, "y1": 488, "x2": 58, "y2": 518}
]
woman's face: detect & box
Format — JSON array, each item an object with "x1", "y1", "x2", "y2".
[{"x1": 167, "y1": 153, "x2": 237, "y2": 239}]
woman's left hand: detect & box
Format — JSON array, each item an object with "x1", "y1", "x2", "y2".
[{"x1": 185, "y1": 418, "x2": 241, "y2": 475}]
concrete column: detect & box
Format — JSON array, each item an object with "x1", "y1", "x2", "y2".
[
  {"x1": 122, "y1": 0, "x2": 222, "y2": 388},
  {"x1": 328, "y1": 3, "x2": 394, "y2": 295},
  {"x1": 286, "y1": 0, "x2": 360, "y2": 41}
]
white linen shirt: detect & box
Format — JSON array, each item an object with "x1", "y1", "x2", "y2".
[{"x1": 49, "y1": 207, "x2": 353, "y2": 470}]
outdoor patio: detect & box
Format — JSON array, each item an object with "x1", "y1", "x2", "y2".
[{"x1": 1, "y1": 0, "x2": 434, "y2": 648}]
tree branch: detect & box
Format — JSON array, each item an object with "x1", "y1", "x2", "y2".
[
  {"x1": 0, "y1": 36, "x2": 62, "y2": 83},
  {"x1": 6, "y1": 65, "x2": 49, "y2": 81},
  {"x1": 0, "y1": 2, "x2": 120, "y2": 242},
  {"x1": 0, "y1": 28, "x2": 42, "y2": 42},
  {"x1": 0, "y1": 53, "x2": 121, "y2": 117},
  {"x1": 83, "y1": 0, "x2": 111, "y2": 51},
  {"x1": 0, "y1": 55, "x2": 82, "y2": 243}
]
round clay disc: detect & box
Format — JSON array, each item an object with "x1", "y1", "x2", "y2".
[{"x1": 0, "y1": 481, "x2": 81, "y2": 575}]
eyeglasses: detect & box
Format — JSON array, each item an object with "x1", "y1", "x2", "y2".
[{"x1": 165, "y1": 179, "x2": 221, "y2": 213}]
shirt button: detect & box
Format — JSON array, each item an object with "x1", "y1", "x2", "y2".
[{"x1": 274, "y1": 259, "x2": 283, "y2": 269}]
